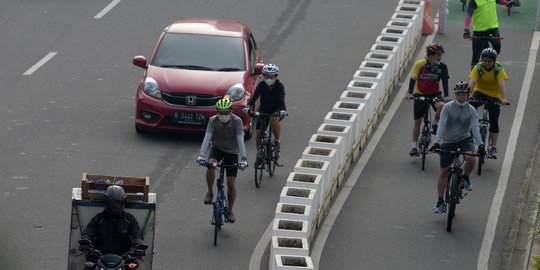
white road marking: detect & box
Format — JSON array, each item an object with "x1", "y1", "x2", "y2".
[
  {"x1": 22, "y1": 52, "x2": 57, "y2": 75},
  {"x1": 477, "y1": 31, "x2": 540, "y2": 270},
  {"x1": 94, "y1": 0, "x2": 121, "y2": 19}
]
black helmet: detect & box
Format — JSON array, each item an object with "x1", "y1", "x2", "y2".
[
  {"x1": 426, "y1": 43, "x2": 445, "y2": 55},
  {"x1": 480, "y1": 48, "x2": 497, "y2": 61},
  {"x1": 453, "y1": 81, "x2": 471, "y2": 93},
  {"x1": 104, "y1": 185, "x2": 127, "y2": 215}
]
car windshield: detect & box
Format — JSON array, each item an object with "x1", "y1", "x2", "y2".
[{"x1": 152, "y1": 33, "x2": 245, "y2": 71}]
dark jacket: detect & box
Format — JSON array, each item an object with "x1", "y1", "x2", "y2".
[
  {"x1": 248, "y1": 80, "x2": 286, "y2": 113},
  {"x1": 82, "y1": 211, "x2": 143, "y2": 255}
]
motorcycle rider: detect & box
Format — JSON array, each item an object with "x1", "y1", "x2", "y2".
[{"x1": 80, "y1": 185, "x2": 145, "y2": 264}]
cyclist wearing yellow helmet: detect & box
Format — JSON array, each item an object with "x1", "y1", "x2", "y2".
[{"x1": 196, "y1": 96, "x2": 248, "y2": 223}]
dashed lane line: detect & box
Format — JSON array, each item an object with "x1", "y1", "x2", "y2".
[{"x1": 22, "y1": 52, "x2": 57, "y2": 76}]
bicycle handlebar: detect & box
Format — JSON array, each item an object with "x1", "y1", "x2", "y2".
[
  {"x1": 413, "y1": 96, "x2": 441, "y2": 102},
  {"x1": 198, "y1": 160, "x2": 239, "y2": 169},
  {"x1": 469, "y1": 99, "x2": 510, "y2": 106},
  {"x1": 468, "y1": 35, "x2": 504, "y2": 41},
  {"x1": 246, "y1": 111, "x2": 280, "y2": 118},
  {"x1": 431, "y1": 148, "x2": 479, "y2": 157}
]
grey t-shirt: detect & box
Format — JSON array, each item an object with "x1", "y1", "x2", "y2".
[
  {"x1": 199, "y1": 114, "x2": 246, "y2": 158},
  {"x1": 434, "y1": 101, "x2": 483, "y2": 145}
]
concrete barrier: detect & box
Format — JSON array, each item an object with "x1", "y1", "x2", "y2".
[
  {"x1": 370, "y1": 43, "x2": 400, "y2": 77},
  {"x1": 331, "y1": 100, "x2": 367, "y2": 145},
  {"x1": 358, "y1": 60, "x2": 392, "y2": 93},
  {"x1": 365, "y1": 51, "x2": 396, "y2": 80},
  {"x1": 293, "y1": 158, "x2": 331, "y2": 224},
  {"x1": 375, "y1": 35, "x2": 405, "y2": 73},
  {"x1": 395, "y1": 4, "x2": 423, "y2": 16},
  {"x1": 270, "y1": 236, "x2": 310, "y2": 270},
  {"x1": 316, "y1": 123, "x2": 353, "y2": 155},
  {"x1": 351, "y1": 71, "x2": 383, "y2": 102},
  {"x1": 274, "y1": 255, "x2": 315, "y2": 270},
  {"x1": 302, "y1": 146, "x2": 341, "y2": 197},
  {"x1": 272, "y1": 218, "x2": 309, "y2": 240},
  {"x1": 339, "y1": 91, "x2": 374, "y2": 133},
  {"x1": 391, "y1": 12, "x2": 421, "y2": 38},
  {"x1": 381, "y1": 26, "x2": 411, "y2": 58},
  {"x1": 321, "y1": 112, "x2": 356, "y2": 157}
]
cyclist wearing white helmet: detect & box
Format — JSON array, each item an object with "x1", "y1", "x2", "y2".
[
  {"x1": 247, "y1": 63, "x2": 287, "y2": 150},
  {"x1": 468, "y1": 47, "x2": 509, "y2": 159}
]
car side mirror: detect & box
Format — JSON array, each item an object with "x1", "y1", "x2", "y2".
[
  {"x1": 132, "y1": 56, "x2": 147, "y2": 69},
  {"x1": 253, "y1": 63, "x2": 264, "y2": 75}
]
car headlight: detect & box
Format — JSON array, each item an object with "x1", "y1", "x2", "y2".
[
  {"x1": 143, "y1": 77, "x2": 161, "y2": 99},
  {"x1": 225, "y1": 83, "x2": 246, "y2": 101}
]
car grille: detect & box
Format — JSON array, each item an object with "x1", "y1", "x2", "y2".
[{"x1": 161, "y1": 92, "x2": 222, "y2": 107}]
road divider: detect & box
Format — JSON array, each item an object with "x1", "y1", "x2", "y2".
[{"x1": 266, "y1": 1, "x2": 425, "y2": 268}]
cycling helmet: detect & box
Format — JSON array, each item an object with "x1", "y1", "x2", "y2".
[
  {"x1": 262, "y1": 64, "x2": 279, "y2": 76},
  {"x1": 104, "y1": 185, "x2": 127, "y2": 215},
  {"x1": 216, "y1": 95, "x2": 233, "y2": 110},
  {"x1": 453, "y1": 81, "x2": 471, "y2": 93},
  {"x1": 426, "y1": 43, "x2": 445, "y2": 55},
  {"x1": 480, "y1": 48, "x2": 497, "y2": 61}
]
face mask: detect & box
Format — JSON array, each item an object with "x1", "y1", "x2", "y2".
[
  {"x1": 265, "y1": 79, "x2": 275, "y2": 86},
  {"x1": 218, "y1": 114, "x2": 231, "y2": 123},
  {"x1": 434, "y1": 60, "x2": 441, "y2": 65},
  {"x1": 456, "y1": 100, "x2": 468, "y2": 107}
]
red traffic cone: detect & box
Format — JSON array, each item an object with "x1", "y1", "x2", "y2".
[{"x1": 422, "y1": 0, "x2": 434, "y2": 35}]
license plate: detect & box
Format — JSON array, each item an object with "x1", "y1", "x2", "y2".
[{"x1": 173, "y1": 112, "x2": 206, "y2": 125}]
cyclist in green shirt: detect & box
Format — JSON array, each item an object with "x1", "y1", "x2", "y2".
[{"x1": 463, "y1": 0, "x2": 519, "y2": 69}]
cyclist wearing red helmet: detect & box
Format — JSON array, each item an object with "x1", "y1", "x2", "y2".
[{"x1": 405, "y1": 43, "x2": 450, "y2": 157}]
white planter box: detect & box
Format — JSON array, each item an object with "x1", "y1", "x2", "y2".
[
  {"x1": 270, "y1": 236, "x2": 310, "y2": 270},
  {"x1": 272, "y1": 218, "x2": 309, "y2": 242},
  {"x1": 274, "y1": 255, "x2": 315, "y2": 270},
  {"x1": 339, "y1": 90, "x2": 374, "y2": 133},
  {"x1": 293, "y1": 159, "x2": 329, "y2": 216},
  {"x1": 375, "y1": 35, "x2": 405, "y2": 75},
  {"x1": 370, "y1": 43, "x2": 400, "y2": 78},
  {"x1": 391, "y1": 12, "x2": 420, "y2": 37},
  {"x1": 310, "y1": 126, "x2": 347, "y2": 173},
  {"x1": 275, "y1": 202, "x2": 312, "y2": 224},
  {"x1": 358, "y1": 61, "x2": 391, "y2": 94},
  {"x1": 331, "y1": 99, "x2": 367, "y2": 145},
  {"x1": 395, "y1": 4, "x2": 423, "y2": 15},
  {"x1": 317, "y1": 123, "x2": 352, "y2": 153},
  {"x1": 381, "y1": 26, "x2": 411, "y2": 59},
  {"x1": 351, "y1": 71, "x2": 383, "y2": 102},
  {"x1": 302, "y1": 146, "x2": 341, "y2": 196},
  {"x1": 365, "y1": 51, "x2": 396, "y2": 80}
]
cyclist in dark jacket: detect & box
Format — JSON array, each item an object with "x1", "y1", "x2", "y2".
[
  {"x1": 247, "y1": 64, "x2": 287, "y2": 150},
  {"x1": 81, "y1": 185, "x2": 143, "y2": 256}
]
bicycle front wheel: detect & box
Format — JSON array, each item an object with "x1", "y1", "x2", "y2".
[
  {"x1": 419, "y1": 134, "x2": 429, "y2": 171},
  {"x1": 478, "y1": 126, "x2": 487, "y2": 175},
  {"x1": 446, "y1": 173, "x2": 460, "y2": 232},
  {"x1": 267, "y1": 146, "x2": 276, "y2": 177},
  {"x1": 254, "y1": 147, "x2": 265, "y2": 188},
  {"x1": 213, "y1": 204, "x2": 221, "y2": 246}
]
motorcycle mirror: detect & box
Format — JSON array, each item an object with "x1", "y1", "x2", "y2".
[
  {"x1": 78, "y1": 239, "x2": 92, "y2": 246},
  {"x1": 135, "y1": 243, "x2": 149, "y2": 250}
]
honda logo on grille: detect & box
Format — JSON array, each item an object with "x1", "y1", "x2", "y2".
[{"x1": 186, "y1": 96, "x2": 197, "y2": 105}]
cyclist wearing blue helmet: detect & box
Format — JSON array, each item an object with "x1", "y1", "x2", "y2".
[{"x1": 247, "y1": 64, "x2": 287, "y2": 150}]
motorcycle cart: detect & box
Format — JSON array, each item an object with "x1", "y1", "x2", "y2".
[{"x1": 67, "y1": 173, "x2": 156, "y2": 270}]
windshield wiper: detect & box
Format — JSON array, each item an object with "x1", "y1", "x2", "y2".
[
  {"x1": 217, "y1": 67, "x2": 243, "y2": 71},
  {"x1": 159, "y1": 65, "x2": 214, "y2": 71}
]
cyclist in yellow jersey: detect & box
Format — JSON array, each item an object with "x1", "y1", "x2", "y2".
[
  {"x1": 463, "y1": 0, "x2": 519, "y2": 69},
  {"x1": 468, "y1": 48, "x2": 509, "y2": 158}
]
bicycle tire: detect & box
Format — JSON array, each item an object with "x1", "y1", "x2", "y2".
[
  {"x1": 446, "y1": 172, "x2": 460, "y2": 232},
  {"x1": 270, "y1": 151, "x2": 278, "y2": 176},
  {"x1": 213, "y1": 203, "x2": 221, "y2": 246},
  {"x1": 478, "y1": 125, "x2": 487, "y2": 175},
  {"x1": 420, "y1": 133, "x2": 429, "y2": 171},
  {"x1": 267, "y1": 144, "x2": 275, "y2": 177},
  {"x1": 254, "y1": 147, "x2": 265, "y2": 188}
]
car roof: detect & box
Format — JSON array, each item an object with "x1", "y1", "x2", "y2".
[{"x1": 165, "y1": 18, "x2": 247, "y2": 37}]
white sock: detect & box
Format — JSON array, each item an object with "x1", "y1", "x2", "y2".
[{"x1": 412, "y1": 142, "x2": 417, "y2": 148}]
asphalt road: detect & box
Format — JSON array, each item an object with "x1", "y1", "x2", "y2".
[{"x1": 1, "y1": 0, "x2": 538, "y2": 269}]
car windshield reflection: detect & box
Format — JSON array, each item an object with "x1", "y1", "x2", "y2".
[{"x1": 152, "y1": 33, "x2": 245, "y2": 72}]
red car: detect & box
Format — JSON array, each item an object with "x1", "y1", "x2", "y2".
[{"x1": 132, "y1": 18, "x2": 264, "y2": 138}]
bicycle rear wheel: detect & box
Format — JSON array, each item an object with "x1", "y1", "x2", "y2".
[
  {"x1": 478, "y1": 125, "x2": 487, "y2": 175},
  {"x1": 420, "y1": 133, "x2": 429, "y2": 171},
  {"x1": 267, "y1": 144, "x2": 276, "y2": 177},
  {"x1": 254, "y1": 147, "x2": 265, "y2": 188},
  {"x1": 446, "y1": 173, "x2": 460, "y2": 232}
]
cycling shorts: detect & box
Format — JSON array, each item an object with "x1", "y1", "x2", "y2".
[
  {"x1": 439, "y1": 138, "x2": 475, "y2": 168},
  {"x1": 208, "y1": 147, "x2": 239, "y2": 177}
]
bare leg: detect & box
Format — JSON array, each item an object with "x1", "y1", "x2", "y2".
[
  {"x1": 437, "y1": 167, "x2": 450, "y2": 198},
  {"x1": 490, "y1": 132, "x2": 499, "y2": 147},
  {"x1": 205, "y1": 159, "x2": 217, "y2": 194},
  {"x1": 434, "y1": 101, "x2": 444, "y2": 122},
  {"x1": 412, "y1": 118, "x2": 422, "y2": 143},
  {"x1": 270, "y1": 118, "x2": 281, "y2": 141},
  {"x1": 463, "y1": 155, "x2": 476, "y2": 176}
]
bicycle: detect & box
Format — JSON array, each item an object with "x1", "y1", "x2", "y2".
[
  {"x1": 432, "y1": 148, "x2": 477, "y2": 232},
  {"x1": 247, "y1": 111, "x2": 284, "y2": 188},
  {"x1": 198, "y1": 160, "x2": 238, "y2": 246},
  {"x1": 414, "y1": 96, "x2": 439, "y2": 171}
]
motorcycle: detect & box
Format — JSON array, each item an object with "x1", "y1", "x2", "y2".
[{"x1": 78, "y1": 239, "x2": 148, "y2": 270}]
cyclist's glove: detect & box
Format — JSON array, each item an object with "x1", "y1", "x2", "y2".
[
  {"x1": 239, "y1": 157, "x2": 248, "y2": 169},
  {"x1": 279, "y1": 110, "x2": 288, "y2": 118},
  {"x1": 463, "y1": 29, "x2": 471, "y2": 39},
  {"x1": 478, "y1": 144, "x2": 486, "y2": 157},
  {"x1": 196, "y1": 156, "x2": 206, "y2": 166},
  {"x1": 429, "y1": 143, "x2": 441, "y2": 152}
]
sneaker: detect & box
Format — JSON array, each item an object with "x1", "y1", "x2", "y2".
[
  {"x1": 409, "y1": 147, "x2": 419, "y2": 156},
  {"x1": 463, "y1": 175, "x2": 473, "y2": 191},
  {"x1": 433, "y1": 200, "x2": 445, "y2": 213},
  {"x1": 489, "y1": 147, "x2": 497, "y2": 159},
  {"x1": 226, "y1": 212, "x2": 236, "y2": 223},
  {"x1": 273, "y1": 140, "x2": 280, "y2": 151},
  {"x1": 203, "y1": 192, "x2": 213, "y2": 205},
  {"x1": 431, "y1": 124, "x2": 438, "y2": 135}
]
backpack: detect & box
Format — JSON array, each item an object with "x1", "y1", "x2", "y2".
[{"x1": 476, "y1": 62, "x2": 502, "y2": 79}]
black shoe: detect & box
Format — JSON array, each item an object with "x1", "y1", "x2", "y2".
[
  {"x1": 409, "y1": 147, "x2": 419, "y2": 156},
  {"x1": 431, "y1": 124, "x2": 438, "y2": 135},
  {"x1": 273, "y1": 140, "x2": 280, "y2": 151},
  {"x1": 203, "y1": 192, "x2": 213, "y2": 205}
]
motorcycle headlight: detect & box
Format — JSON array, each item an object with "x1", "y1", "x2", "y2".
[
  {"x1": 225, "y1": 83, "x2": 246, "y2": 101},
  {"x1": 143, "y1": 77, "x2": 161, "y2": 99}
]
